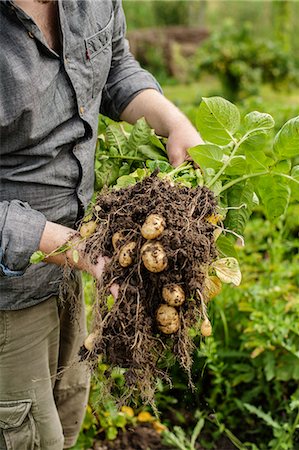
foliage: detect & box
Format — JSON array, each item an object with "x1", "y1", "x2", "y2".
[
  {"x1": 194, "y1": 20, "x2": 298, "y2": 101},
  {"x1": 94, "y1": 96, "x2": 298, "y2": 257},
  {"x1": 156, "y1": 210, "x2": 299, "y2": 450}
]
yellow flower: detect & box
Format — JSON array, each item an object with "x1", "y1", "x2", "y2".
[
  {"x1": 137, "y1": 411, "x2": 154, "y2": 423},
  {"x1": 121, "y1": 406, "x2": 134, "y2": 418},
  {"x1": 152, "y1": 421, "x2": 167, "y2": 434}
]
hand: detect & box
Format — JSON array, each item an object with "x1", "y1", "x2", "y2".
[
  {"x1": 166, "y1": 120, "x2": 205, "y2": 167},
  {"x1": 89, "y1": 255, "x2": 119, "y2": 299}
]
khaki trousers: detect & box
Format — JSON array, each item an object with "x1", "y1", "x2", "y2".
[{"x1": 0, "y1": 282, "x2": 90, "y2": 450}]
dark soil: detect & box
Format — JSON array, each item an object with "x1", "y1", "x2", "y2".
[
  {"x1": 81, "y1": 174, "x2": 218, "y2": 403},
  {"x1": 93, "y1": 425, "x2": 171, "y2": 450},
  {"x1": 92, "y1": 424, "x2": 236, "y2": 450}
]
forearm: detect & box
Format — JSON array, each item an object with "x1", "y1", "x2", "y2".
[
  {"x1": 120, "y1": 89, "x2": 193, "y2": 136},
  {"x1": 120, "y1": 89, "x2": 204, "y2": 167}
]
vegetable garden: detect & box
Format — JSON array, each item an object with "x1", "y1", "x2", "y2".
[{"x1": 68, "y1": 2, "x2": 299, "y2": 449}]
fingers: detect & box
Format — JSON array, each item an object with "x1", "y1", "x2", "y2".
[{"x1": 110, "y1": 282, "x2": 119, "y2": 300}]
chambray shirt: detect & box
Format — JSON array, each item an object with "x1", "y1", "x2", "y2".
[{"x1": 0, "y1": 0, "x2": 161, "y2": 309}]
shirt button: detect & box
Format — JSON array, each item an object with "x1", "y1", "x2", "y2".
[
  {"x1": 79, "y1": 106, "x2": 84, "y2": 115},
  {"x1": 28, "y1": 31, "x2": 34, "y2": 39}
]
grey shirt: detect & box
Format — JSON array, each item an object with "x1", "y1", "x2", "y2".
[{"x1": 0, "y1": 0, "x2": 161, "y2": 309}]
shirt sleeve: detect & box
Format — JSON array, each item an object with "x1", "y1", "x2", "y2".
[
  {"x1": 0, "y1": 200, "x2": 47, "y2": 275},
  {"x1": 100, "y1": 0, "x2": 162, "y2": 120}
]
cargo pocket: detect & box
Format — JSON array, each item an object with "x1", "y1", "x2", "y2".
[{"x1": 0, "y1": 400, "x2": 38, "y2": 450}]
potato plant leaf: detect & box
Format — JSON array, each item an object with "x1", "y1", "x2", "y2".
[
  {"x1": 256, "y1": 174, "x2": 291, "y2": 220},
  {"x1": 273, "y1": 116, "x2": 299, "y2": 158},
  {"x1": 137, "y1": 144, "x2": 168, "y2": 161},
  {"x1": 216, "y1": 235, "x2": 239, "y2": 259},
  {"x1": 125, "y1": 118, "x2": 152, "y2": 155},
  {"x1": 212, "y1": 257, "x2": 242, "y2": 286},
  {"x1": 290, "y1": 165, "x2": 299, "y2": 200},
  {"x1": 106, "y1": 125, "x2": 127, "y2": 155},
  {"x1": 196, "y1": 96, "x2": 240, "y2": 145},
  {"x1": 243, "y1": 111, "x2": 275, "y2": 133},
  {"x1": 225, "y1": 181, "x2": 254, "y2": 236},
  {"x1": 224, "y1": 155, "x2": 247, "y2": 176},
  {"x1": 30, "y1": 250, "x2": 46, "y2": 264},
  {"x1": 188, "y1": 144, "x2": 223, "y2": 173},
  {"x1": 238, "y1": 130, "x2": 271, "y2": 157}
]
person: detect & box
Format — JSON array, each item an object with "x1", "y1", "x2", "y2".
[{"x1": 0, "y1": 0, "x2": 204, "y2": 448}]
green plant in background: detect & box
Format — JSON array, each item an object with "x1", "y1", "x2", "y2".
[
  {"x1": 154, "y1": 212, "x2": 298, "y2": 449},
  {"x1": 195, "y1": 20, "x2": 298, "y2": 101}
]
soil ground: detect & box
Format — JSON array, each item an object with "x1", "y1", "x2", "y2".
[{"x1": 92, "y1": 424, "x2": 237, "y2": 450}]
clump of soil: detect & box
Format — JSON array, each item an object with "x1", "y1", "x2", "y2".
[
  {"x1": 94, "y1": 424, "x2": 171, "y2": 450},
  {"x1": 80, "y1": 173, "x2": 218, "y2": 403}
]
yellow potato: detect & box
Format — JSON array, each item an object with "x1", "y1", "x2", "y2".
[
  {"x1": 79, "y1": 220, "x2": 97, "y2": 238},
  {"x1": 84, "y1": 332, "x2": 97, "y2": 351},
  {"x1": 141, "y1": 241, "x2": 167, "y2": 273},
  {"x1": 162, "y1": 284, "x2": 185, "y2": 307},
  {"x1": 112, "y1": 231, "x2": 125, "y2": 251},
  {"x1": 119, "y1": 242, "x2": 137, "y2": 267},
  {"x1": 156, "y1": 304, "x2": 180, "y2": 334},
  {"x1": 141, "y1": 214, "x2": 165, "y2": 240},
  {"x1": 201, "y1": 318, "x2": 212, "y2": 337}
]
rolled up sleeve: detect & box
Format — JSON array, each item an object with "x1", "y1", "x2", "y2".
[
  {"x1": 0, "y1": 200, "x2": 47, "y2": 275},
  {"x1": 100, "y1": 0, "x2": 162, "y2": 121}
]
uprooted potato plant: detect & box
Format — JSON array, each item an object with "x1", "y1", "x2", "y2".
[{"x1": 79, "y1": 173, "x2": 228, "y2": 403}]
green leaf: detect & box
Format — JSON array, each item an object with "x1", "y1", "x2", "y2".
[
  {"x1": 106, "y1": 426, "x2": 118, "y2": 441},
  {"x1": 238, "y1": 130, "x2": 271, "y2": 158},
  {"x1": 126, "y1": 118, "x2": 152, "y2": 155},
  {"x1": 256, "y1": 174, "x2": 291, "y2": 220},
  {"x1": 150, "y1": 134, "x2": 167, "y2": 152},
  {"x1": 30, "y1": 250, "x2": 46, "y2": 264},
  {"x1": 95, "y1": 159, "x2": 120, "y2": 190},
  {"x1": 290, "y1": 165, "x2": 299, "y2": 200},
  {"x1": 188, "y1": 144, "x2": 223, "y2": 172},
  {"x1": 72, "y1": 250, "x2": 79, "y2": 264},
  {"x1": 245, "y1": 149, "x2": 273, "y2": 173},
  {"x1": 224, "y1": 155, "x2": 247, "y2": 176},
  {"x1": 114, "y1": 175, "x2": 136, "y2": 189},
  {"x1": 196, "y1": 96, "x2": 240, "y2": 145},
  {"x1": 106, "y1": 125, "x2": 127, "y2": 155},
  {"x1": 137, "y1": 144, "x2": 168, "y2": 161},
  {"x1": 216, "y1": 235, "x2": 238, "y2": 259},
  {"x1": 273, "y1": 160, "x2": 292, "y2": 174},
  {"x1": 274, "y1": 116, "x2": 299, "y2": 158},
  {"x1": 106, "y1": 294, "x2": 115, "y2": 311},
  {"x1": 225, "y1": 181, "x2": 254, "y2": 235},
  {"x1": 243, "y1": 111, "x2": 275, "y2": 133},
  {"x1": 114, "y1": 414, "x2": 127, "y2": 428},
  {"x1": 243, "y1": 404, "x2": 281, "y2": 430},
  {"x1": 146, "y1": 160, "x2": 172, "y2": 173}
]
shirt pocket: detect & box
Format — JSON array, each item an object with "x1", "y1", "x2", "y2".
[
  {"x1": 85, "y1": 15, "x2": 114, "y2": 98},
  {"x1": 0, "y1": 399, "x2": 39, "y2": 450}
]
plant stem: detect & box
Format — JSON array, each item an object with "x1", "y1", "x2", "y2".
[
  {"x1": 167, "y1": 161, "x2": 193, "y2": 177},
  {"x1": 219, "y1": 170, "x2": 299, "y2": 194},
  {"x1": 219, "y1": 171, "x2": 268, "y2": 193},
  {"x1": 207, "y1": 126, "x2": 276, "y2": 190},
  {"x1": 97, "y1": 154, "x2": 145, "y2": 162}
]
